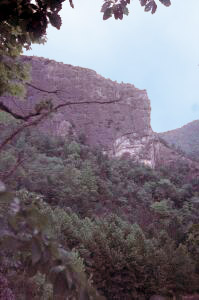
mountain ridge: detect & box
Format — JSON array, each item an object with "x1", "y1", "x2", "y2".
[
  {"x1": 0, "y1": 55, "x2": 198, "y2": 170},
  {"x1": 159, "y1": 120, "x2": 199, "y2": 161}
]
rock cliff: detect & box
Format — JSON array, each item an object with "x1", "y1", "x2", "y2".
[
  {"x1": 1, "y1": 55, "x2": 157, "y2": 166},
  {"x1": 1, "y1": 56, "x2": 198, "y2": 170}
]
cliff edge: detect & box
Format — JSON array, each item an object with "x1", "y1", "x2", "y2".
[{"x1": 1, "y1": 56, "x2": 198, "y2": 170}]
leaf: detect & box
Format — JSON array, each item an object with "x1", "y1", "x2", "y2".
[
  {"x1": 29, "y1": 4, "x2": 38, "y2": 10},
  {"x1": 103, "y1": 8, "x2": 112, "y2": 20},
  {"x1": 144, "y1": 2, "x2": 153, "y2": 12},
  {"x1": 190, "y1": 224, "x2": 199, "y2": 233},
  {"x1": 49, "y1": 241, "x2": 60, "y2": 259},
  {"x1": 39, "y1": 262, "x2": 51, "y2": 275},
  {"x1": 101, "y1": 1, "x2": 111, "y2": 13},
  {"x1": 123, "y1": 7, "x2": 129, "y2": 16},
  {"x1": 58, "y1": 248, "x2": 71, "y2": 263},
  {"x1": 0, "y1": 181, "x2": 6, "y2": 193},
  {"x1": 159, "y1": 0, "x2": 171, "y2": 6},
  {"x1": 151, "y1": 2, "x2": 157, "y2": 14},
  {"x1": 27, "y1": 263, "x2": 38, "y2": 277},
  {"x1": 48, "y1": 13, "x2": 62, "y2": 29},
  {"x1": 0, "y1": 234, "x2": 20, "y2": 250},
  {"x1": 69, "y1": 0, "x2": 74, "y2": 8},
  {"x1": 79, "y1": 287, "x2": 90, "y2": 300},
  {"x1": 8, "y1": 214, "x2": 20, "y2": 231},
  {"x1": 42, "y1": 245, "x2": 51, "y2": 263},
  {"x1": 49, "y1": 265, "x2": 66, "y2": 284},
  {"x1": 140, "y1": 0, "x2": 147, "y2": 6},
  {"x1": 53, "y1": 272, "x2": 68, "y2": 297},
  {"x1": 31, "y1": 237, "x2": 42, "y2": 264},
  {"x1": 0, "y1": 191, "x2": 15, "y2": 212},
  {"x1": 143, "y1": 0, "x2": 157, "y2": 14},
  {"x1": 27, "y1": 206, "x2": 50, "y2": 234}
]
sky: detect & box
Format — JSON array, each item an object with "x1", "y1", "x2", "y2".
[{"x1": 25, "y1": 0, "x2": 199, "y2": 133}]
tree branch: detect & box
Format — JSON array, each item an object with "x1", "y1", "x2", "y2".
[
  {"x1": 26, "y1": 82, "x2": 62, "y2": 94},
  {"x1": 0, "y1": 97, "x2": 123, "y2": 122},
  {"x1": 0, "y1": 95, "x2": 123, "y2": 151},
  {"x1": 0, "y1": 112, "x2": 49, "y2": 152},
  {"x1": 0, "y1": 102, "x2": 26, "y2": 121},
  {"x1": 52, "y1": 97, "x2": 123, "y2": 111},
  {"x1": 0, "y1": 152, "x2": 26, "y2": 181}
]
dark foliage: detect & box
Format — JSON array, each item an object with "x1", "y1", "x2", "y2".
[
  {"x1": 101, "y1": 0, "x2": 171, "y2": 20},
  {"x1": 0, "y1": 129, "x2": 199, "y2": 298},
  {"x1": 159, "y1": 121, "x2": 199, "y2": 162},
  {"x1": 0, "y1": 273, "x2": 15, "y2": 300}
]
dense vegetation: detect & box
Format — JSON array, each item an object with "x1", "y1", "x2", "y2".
[
  {"x1": 0, "y1": 124, "x2": 199, "y2": 299},
  {"x1": 159, "y1": 121, "x2": 199, "y2": 162}
]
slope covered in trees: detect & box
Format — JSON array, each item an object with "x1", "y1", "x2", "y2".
[
  {"x1": 159, "y1": 120, "x2": 199, "y2": 161},
  {"x1": 0, "y1": 127, "x2": 199, "y2": 299}
]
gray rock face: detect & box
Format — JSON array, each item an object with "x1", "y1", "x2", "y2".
[
  {"x1": 1, "y1": 55, "x2": 157, "y2": 165},
  {"x1": 1, "y1": 56, "x2": 198, "y2": 169}
]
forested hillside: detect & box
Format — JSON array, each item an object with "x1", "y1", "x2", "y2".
[
  {"x1": 1, "y1": 124, "x2": 199, "y2": 299},
  {"x1": 159, "y1": 120, "x2": 199, "y2": 161}
]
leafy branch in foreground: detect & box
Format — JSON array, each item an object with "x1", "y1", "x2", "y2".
[
  {"x1": 101, "y1": 0, "x2": 171, "y2": 20},
  {"x1": 0, "y1": 0, "x2": 74, "y2": 98},
  {"x1": 0, "y1": 273, "x2": 15, "y2": 300},
  {"x1": 0, "y1": 186, "x2": 105, "y2": 300}
]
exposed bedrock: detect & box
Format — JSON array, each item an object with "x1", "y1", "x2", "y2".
[{"x1": 1, "y1": 56, "x2": 198, "y2": 169}]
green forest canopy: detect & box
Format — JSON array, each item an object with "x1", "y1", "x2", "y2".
[{"x1": 0, "y1": 129, "x2": 199, "y2": 298}]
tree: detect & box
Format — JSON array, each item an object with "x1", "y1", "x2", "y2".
[
  {"x1": 0, "y1": 0, "x2": 72, "y2": 98},
  {"x1": 101, "y1": 0, "x2": 171, "y2": 20},
  {"x1": 0, "y1": 0, "x2": 171, "y2": 97},
  {"x1": 0, "y1": 186, "x2": 105, "y2": 299}
]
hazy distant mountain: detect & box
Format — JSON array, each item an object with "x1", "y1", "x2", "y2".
[{"x1": 159, "y1": 120, "x2": 199, "y2": 161}]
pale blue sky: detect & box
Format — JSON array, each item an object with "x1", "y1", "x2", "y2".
[{"x1": 25, "y1": 0, "x2": 199, "y2": 133}]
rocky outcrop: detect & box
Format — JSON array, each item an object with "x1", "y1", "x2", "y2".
[
  {"x1": 1, "y1": 55, "x2": 198, "y2": 169},
  {"x1": 1, "y1": 55, "x2": 157, "y2": 165},
  {"x1": 111, "y1": 134, "x2": 156, "y2": 167}
]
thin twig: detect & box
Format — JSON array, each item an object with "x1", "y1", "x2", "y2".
[
  {"x1": 26, "y1": 82, "x2": 62, "y2": 94},
  {"x1": 0, "y1": 152, "x2": 26, "y2": 181},
  {"x1": 0, "y1": 112, "x2": 48, "y2": 152},
  {"x1": 0, "y1": 97, "x2": 123, "y2": 122}
]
